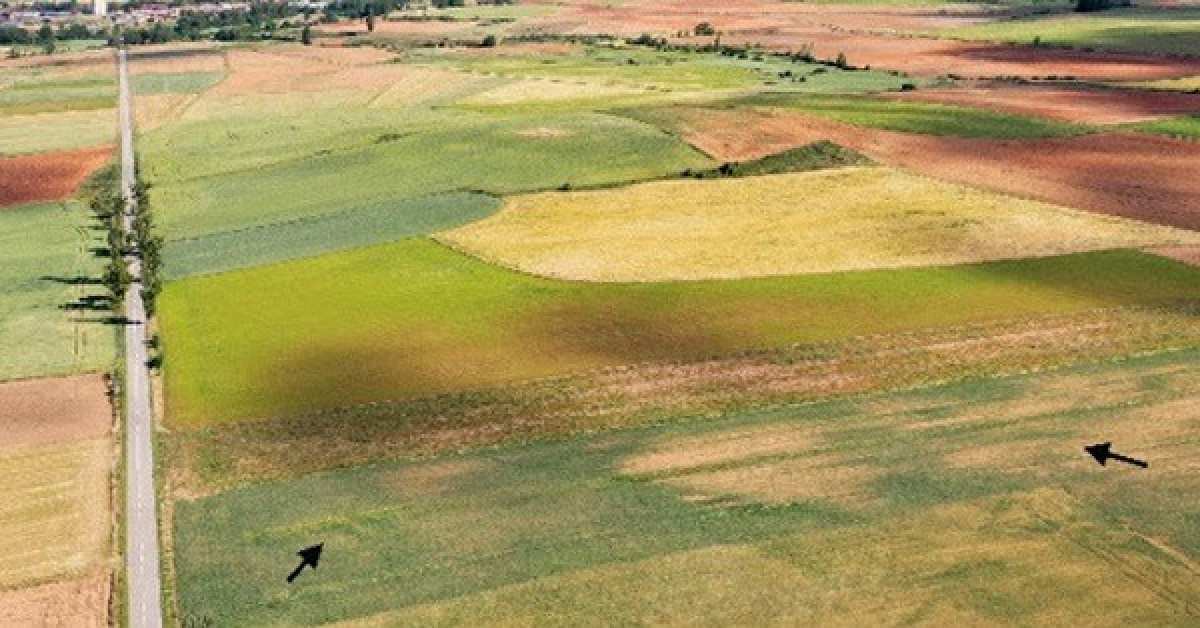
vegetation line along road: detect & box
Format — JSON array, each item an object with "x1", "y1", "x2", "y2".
[{"x1": 118, "y1": 48, "x2": 165, "y2": 628}]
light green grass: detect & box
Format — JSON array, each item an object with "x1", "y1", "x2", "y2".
[
  {"x1": 159, "y1": 239, "x2": 1200, "y2": 427},
  {"x1": 0, "y1": 201, "x2": 116, "y2": 380},
  {"x1": 172, "y1": 348, "x2": 1199, "y2": 625},
  {"x1": 418, "y1": 45, "x2": 918, "y2": 92},
  {"x1": 944, "y1": 8, "x2": 1200, "y2": 56},
  {"x1": 131, "y1": 71, "x2": 226, "y2": 95},
  {"x1": 163, "y1": 192, "x2": 501, "y2": 279},
  {"x1": 0, "y1": 108, "x2": 116, "y2": 156},
  {"x1": 0, "y1": 75, "x2": 116, "y2": 115},
  {"x1": 149, "y1": 112, "x2": 712, "y2": 239},
  {"x1": 140, "y1": 107, "x2": 451, "y2": 183},
  {"x1": 1135, "y1": 114, "x2": 1200, "y2": 140},
  {"x1": 735, "y1": 93, "x2": 1091, "y2": 138}
]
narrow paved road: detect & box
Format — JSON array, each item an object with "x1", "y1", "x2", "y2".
[{"x1": 118, "y1": 48, "x2": 165, "y2": 628}]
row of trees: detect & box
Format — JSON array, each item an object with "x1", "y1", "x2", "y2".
[{"x1": 89, "y1": 174, "x2": 162, "y2": 316}]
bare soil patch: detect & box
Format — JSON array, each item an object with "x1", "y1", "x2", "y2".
[
  {"x1": 621, "y1": 425, "x2": 818, "y2": 475},
  {"x1": 727, "y1": 31, "x2": 1200, "y2": 81},
  {"x1": 384, "y1": 459, "x2": 488, "y2": 497},
  {"x1": 669, "y1": 106, "x2": 1200, "y2": 229},
  {"x1": 533, "y1": 0, "x2": 1198, "y2": 80},
  {"x1": 0, "y1": 146, "x2": 113, "y2": 208},
  {"x1": 663, "y1": 455, "x2": 875, "y2": 506},
  {"x1": 0, "y1": 374, "x2": 112, "y2": 451},
  {"x1": 884, "y1": 84, "x2": 1200, "y2": 124},
  {"x1": 208, "y1": 47, "x2": 403, "y2": 96},
  {"x1": 1147, "y1": 245, "x2": 1200, "y2": 266},
  {"x1": 0, "y1": 571, "x2": 109, "y2": 628},
  {"x1": 513, "y1": 126, "x2": 576, "y2": 139}
]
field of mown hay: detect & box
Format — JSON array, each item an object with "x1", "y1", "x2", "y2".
[
  {"x1": 159, "y1": 237, "x2": 1200, "y2": 428},
  {"x1": 0, "y1": 374, "x2": 113, "y2": 626},
  {"x1": 172, "y1": 349, "x2": 1200, "y2": 625},
  {"x1": 638, "y1": 105, "x2": 1200, "y2": 229},
  {"x1": 441, "y1": 166, "x2": 1200, "y2": 281}
]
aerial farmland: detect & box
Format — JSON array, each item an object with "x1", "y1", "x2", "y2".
[{"x1": 3, "y1": 0, "x2": 1199, "y2": 625}]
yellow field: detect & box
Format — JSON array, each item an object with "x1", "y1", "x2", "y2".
[
  {"x1": 335, "y1": 489, "x2": 1193, "y2": 627},
  {"x1": 440, "y1": 167, "x2": 1200, "y2": 280},
  {"x1": 1118, "y1": 76, "x2": 1200, "y2": 91},
  {"x1": 0, "y1": 439, "x2": 111, "y2": 589}
]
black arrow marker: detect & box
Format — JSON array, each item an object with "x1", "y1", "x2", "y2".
[
  {"x1": 286, "y1": 543, "x2": 324, "y2": 583},
  {"x1": 1085, "y1": 442, "x2": 1147, "y2": 469}
]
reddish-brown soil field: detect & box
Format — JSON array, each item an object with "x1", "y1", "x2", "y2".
[
  {"x1": 1148, "y1": 245, "x2": 1200, "y2": 267},
  {"x1": 0, "y1": 572, "x2": 109, "y2": 628},
  {"x1": 519, "y1": 0, "x2": 1200, "y2": 80},
  {"x1": 0, "y1": 374, "x2": 112, "y2": 451},
  {"x1": 721, "y1": 30, "x2": 1200, "y2": 80},
  {"x1": 0, "y1": 146, "x2": 113, "y2": 208},
  {"x1": 655, "y1": 106, "x2": 1200, "y2": 230},
  {"x1": 207, "y1": 47, "x2": 407, "y2": 95},
  {"x1": 884, "y1": 84, "x2": 1200, "y2": 124},
  {"x1": 525, "y1": 0, "x2": 995, "y2": 36}
]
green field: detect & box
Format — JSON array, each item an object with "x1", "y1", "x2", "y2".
[
  {"x1": 0, "y1": 201, "x2": 116, "y2": 380},
  {"x1": 131, "y1": 71, "x2": 226, "y2": 95},
  {"x1": 943, "y1": 7, "x2": 1200, "y2": 56},
  {"x1": 1136, "y1": 114, "x2": 1200, "y2": 140},
  {"x1": 173, "y1": 348, "x2": 1200, "y2": 625},
  {"x1": 729, "y1": 93, "x2": 1091, "y2": 138},
  {"x1": 0, "y1": 108, "x2": 116, "y2": 156},
  {"x1": 0, "y1": 75, "x2": 116, "y2": 115},
  {"x1": 159, "y1": 239, "x2": 1200, "y2": 427},
  {"x1": 418, "y1": 45, "x2": 919, "y2": 93},
  {"x1": 148, "y1": 112, "x2": 712, "y2": 239},
  {"x1": 164, "y1": 192, "x2": 501, "y2": 279}
]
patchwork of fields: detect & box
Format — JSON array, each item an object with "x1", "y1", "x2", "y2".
[
  {"x1": 6, "y1": 0, "x2": 1193, "y2": 623},
  {"x1": 0, "y1": 52, "x2": 118, "y2": 626},
  {"x1": 174, "y1": 350, "x2": 1200, "y2": 625}
]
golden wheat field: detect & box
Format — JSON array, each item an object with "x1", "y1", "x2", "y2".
[{"x1": 440, "y1": 166, "x2": 1200, "y2": 281}]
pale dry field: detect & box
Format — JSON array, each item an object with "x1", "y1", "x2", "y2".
[
  {"x1": 0, "y1": 439, "x2": 112, "y2": 590},
  {"x1": 0, "y1": 374, "x2": 111, "y2": 449},
  {"x1": 337, "y1": 488, "x2": 1195, "y2": 626},
  {"x1": 0, "y1": 374, "x2": 112, "y2": 624},
  {"x1": 459, "y1": 76, "x2": 652, "y2": 105},
  {"x1": 0, "y1": 571, "x2": 110, "y2": 628},
  {"x1": 440, "y1": 166, "x2": 1200, "y2": 281}
]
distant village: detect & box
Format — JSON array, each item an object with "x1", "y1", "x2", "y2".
[{"x1": 1, "y1": 1, "x2": 330, "y2": 27}]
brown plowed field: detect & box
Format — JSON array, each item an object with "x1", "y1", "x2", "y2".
[
  {"x1": 657, "y1": 106, "x2": 1200, "y2": 230},
  {"x1": 884, "y1": 84, "x2": 1200, "y2": 124},
  {"x1": 719, "y1": 30, "x2": 1200, "y2": 81},
  {"x1": 0, "y1": 374, "x2": 112, "y2": 451},
  {"x1": 1148, "y1": 245, "x2": 1200, "y2": 266},
  {"x1": 524, "y1": 0, "x2": 1200, "y2": 80},
  {"x1": 0, "y1": 572, "x2": 109, "y2": 628},
  {"x1": 0, "y1": 146, "x2": 113, "y2": 208}
]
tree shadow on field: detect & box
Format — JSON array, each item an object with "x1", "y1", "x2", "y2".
[{"x1": 41, "y1": 274, "x2": 103, "y2": 286}]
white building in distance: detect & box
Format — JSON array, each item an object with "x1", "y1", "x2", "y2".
[{"x1": 94, "y1": 0, "x2": 108, "y2": 17}]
